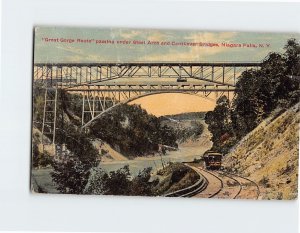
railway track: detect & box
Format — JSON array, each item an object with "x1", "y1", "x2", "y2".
[
  {"x1": 191, "y1": 167, "x2": 224, "y2": 198},
  {"x1": 219, "y1": 172, "x2": 242, "y2": 198},
  {"x1": 163, "y1": 164, "x2": 260, "y2": 199},
  {"x1": 188, "y1": 164, "x2": 260, "y2": 199},
  {"x1": 163, "y1": 169, "x2": 208, "y2": 198},
  {"x1": 221, "y1": 171, "x2": 260, "y2": 200}
]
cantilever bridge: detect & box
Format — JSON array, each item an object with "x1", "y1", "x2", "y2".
[{"x1": 33, "y1": 61, "x2": 261, "y2": 144}]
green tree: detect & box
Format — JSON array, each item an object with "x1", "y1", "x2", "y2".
[
  {"x1": 50, "y1": 126, "x2": 100, "y2": 194},
  {"x1": 84, "y1": 166, "x2": 158, "y2": 196},
  {"x1": 130, "y1": 167, "x2": 158, "y2": 196},
  {"x1": 84, "y1": 168, "x2": 109, "y2": 194},
  {"x1": 50, "y1": 93, "x2": 100, "y2": 194},
  {"x1": 205, "y1": 95, "x2": 234, "y2": 152},
  {"x1": 284, "y1": 38, "x2": 300, "y2": 76},
  {"x1": 51, "y1": 158, "x2": 89, "y2": 194},
  {"x1": 232, "y1": 70, "x2": 265, "y2": 137},
  {"x1": 103, "y1": 165, "x2": 131, "y2": 195},
  {"x1": 206, "y1": 38, "x2": 300, "y2": 154}
]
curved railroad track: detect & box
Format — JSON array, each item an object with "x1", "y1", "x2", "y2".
[
  {"x1": 163, "y1": 167, "x2": 208, "y2": 198},
  {"x1": 162, "y1": 164, "x2": 260, "y2": 199},
  {"x1": 188, "y1": 164, "x2": 260, "y2": 199},
  {"x1": 190, "y1": 167, "x2": 224, "y2": 198},
  {"x1": 220, "y1": 171, "x2": 260, "y2": 200}
]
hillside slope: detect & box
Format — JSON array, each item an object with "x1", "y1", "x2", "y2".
[
  {"x1": 223, "y1": 103, "x2": 299, "y2": 200},
  {"x1": 91, "y1": 139, "x2": 128, "y2": 162}
]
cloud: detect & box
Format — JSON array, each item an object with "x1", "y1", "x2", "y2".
[
  {"x1": 118, "y1": 29, "x2": 143, "y2": 39},
  {"x1": 35, "y1": 28, "x2": 294, "y2": 63},
  {"x1": 54, "y1": 44, "x2": 106, "y2": 62},
  {"x1": 55, "y1": 44, "x2": 83, "y2": 55},
  {"x1": 139, "y1": 32, "x2": 238, "y2": 62},
  {"x1": 146, "y1": 30, "x2": 171, "y2": 42},
  {"x1": 184, "y1": 31, "x2": 237, "y2": 41}
]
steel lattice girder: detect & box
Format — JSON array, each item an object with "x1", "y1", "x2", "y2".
[{"x1": 33, "y1": 62, "x2": 261, "y2": 87}]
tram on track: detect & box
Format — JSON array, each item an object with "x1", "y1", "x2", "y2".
[
  {"x1": 203, "y1": 151, "x2": 223, "y2": 170},
  {"x1": 176, "y1": 77, "x2": 187, "y2": 82}
]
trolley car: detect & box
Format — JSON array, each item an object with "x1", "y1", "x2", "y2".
[
  {"x1": 176, "y1": 77, "x2": 187, "y2": 82},
  {"x1": 203, "y1": 151, "x2": 223, "y2": 170}
]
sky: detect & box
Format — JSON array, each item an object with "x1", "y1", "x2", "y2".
[
  {"x1": 129, "y1": 93, "x2": 217, "y2": 116},
  {"x1": 34, "y1": 27, "x2": 299, "y2": 63},
  {"x1": 34, "y1": 27, "x2": 299, "y2": 115}
]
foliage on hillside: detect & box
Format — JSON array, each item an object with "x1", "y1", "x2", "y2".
[
  {"x1": 84, "y1": 165, "x2": 159, "y2": 196},
  {"x1": 223, "y1": 104, "x2": 299, "y2": 200},
  {"x1": 31, "y1": 87, "x2": 179, "y2": 193},
  {"x1": 155, "y1": 162, "x2": 200, "y2": 194},
  {"x1": 160, "y1": 118, "x2": 204, "y2": 143},
  {"x1": 50, "y1": 123, "x2": 100, "y2": 194},
  {"x1": 32, "y1": 85, "x2": 46, "y2": 128},
  {"x1": 205, "y1": 96, "x2": 235, "y2": 153},
  {"x1": 84, "y1": 162, "x2": 200, "y2": 196},
  {"x1": 205, "y1": 38, "x2": 300, "y2": 154},
  {"x1": 31, "y1": 127, "x2": 53, "y2": 168},
  {"x1": 162, "y1": 112, "x2": 206, "y2": 121},
  {"x1": 32, "y1": 85, "x2": 178, "y2": 158},
  {"x1": 89, "y1": 104, "x2": 178, "y2": 157},
  {"x1": 32, "y1": 86, "x2": 100, "y2": 194}
]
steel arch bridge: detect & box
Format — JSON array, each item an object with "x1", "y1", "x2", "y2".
[{"x1": 33, "y1": 61, "x2": 261, "y2": 144}]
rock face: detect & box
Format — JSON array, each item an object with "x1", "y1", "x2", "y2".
[
  {"x1": 223, "y1": 103, "x2": 299, "y2": 200},
  {"x1": 32, "y1": 127, "x2": 55, "y2": 156},
  {"x1": 91, "y1": 139, "x2": 128, "y2": 162}
]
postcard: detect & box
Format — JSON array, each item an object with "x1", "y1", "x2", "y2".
[{"x1": 31, "y1": 27, "x2": 299, "y2": 199}]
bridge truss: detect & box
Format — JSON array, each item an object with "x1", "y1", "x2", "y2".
[
  {"x1": 34, "y1": 61, "x2": 261, "y2": 87},
  {"x1": 33, "y1": 61, "x2": 261, "y2": 144}
]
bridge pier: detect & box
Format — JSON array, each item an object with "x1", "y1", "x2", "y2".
[{"x1": 41, "y1": 87, "x2": 58, "y2": 145}]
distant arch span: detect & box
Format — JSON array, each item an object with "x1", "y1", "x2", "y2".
[{"x1": 81, "y1": 91, "x2": 220, "y2": 129}]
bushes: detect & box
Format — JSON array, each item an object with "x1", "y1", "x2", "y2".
[
  {"x1": 173, "y1": 120, "x2": 204, "y2": 143},
  {"x1": 259, "y1": 176, "x2": 270, "y2": 188},
  {"x1": 50, "y1": 119, "x2": 100, "y2": 194},
  {"x1": 103, "y1": 165, "x2": 132, "y2": 195},
  {"x1": 85, "y1": 166, "x2": 158, "y2": 196},
  {"x1": 170, "y1": 166, "x2": 189, "y2": 185},
  {"x1": 130, "y1": 167, "x2": 159, "y2": 196},
  {"x1": 84, "y1": 163, "x2": 200, "y2": 196},
  {"x1": 155, "y1": 163, "x2": 200, "y2": 194},
  {"x1": 90, "y1": 104, "x2": 178, "y2": 157},
  {"x1": 32, "y1": 144, "x2": 53, "y2": 168},
  {"x1": 51, "y1": 158, "x2": 90, "y2": 194}
]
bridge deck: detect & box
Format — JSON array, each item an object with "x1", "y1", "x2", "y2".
[
  {"x1": 34, "y1": 61, "x2": 262, "y2": 67},
  {"x1": 33, "y1": 61, "x2": 261, "y2": 88}
]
